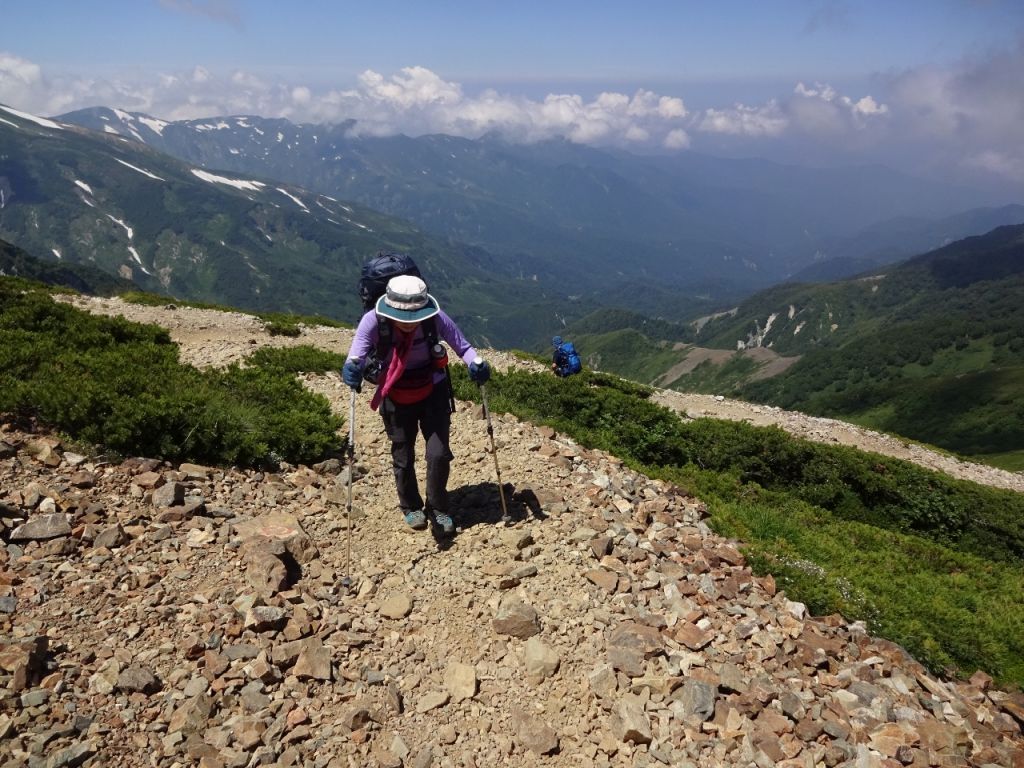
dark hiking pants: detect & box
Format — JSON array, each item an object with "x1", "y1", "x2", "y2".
[{"x1": 380, "y1": 385, "x2": 454, "y2": 515}]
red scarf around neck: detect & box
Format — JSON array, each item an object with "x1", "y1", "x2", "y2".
[{"x1": 370, "y1": 325, "x2": 415, "y2": 411}]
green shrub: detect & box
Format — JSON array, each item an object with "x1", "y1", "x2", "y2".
[
  {"x1": 246, "y1": 345, "x2": 347, "y2": 374},
  {"x1": 0, "y1": 282, "x2": 343, "y2": 466}
]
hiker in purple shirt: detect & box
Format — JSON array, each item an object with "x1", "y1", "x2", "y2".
[{"x1": 342, "y1": 275, "x2": 491, "y2": 534}]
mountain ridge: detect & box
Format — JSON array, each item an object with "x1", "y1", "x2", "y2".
[
  {"x1": 56, "y1": 105, "x2": 1019, "y2": 298},
  {"x1": 0, "y1": 102, "x2": 561, "y2": 347}
]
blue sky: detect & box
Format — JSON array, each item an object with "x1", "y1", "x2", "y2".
[{"x1": 3, "y1": 1, "x2": 1024, "y2": 194}]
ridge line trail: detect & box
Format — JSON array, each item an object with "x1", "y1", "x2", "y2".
[{"x1": 63, "y1": 295, "x2": 1024, "y2": 494}]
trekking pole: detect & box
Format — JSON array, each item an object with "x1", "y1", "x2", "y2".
[
  {"x1": 339, "y1": 387, "x2": 357, "y2": 590},
  {"x1": 476, "y1": 361, "x2": 510, "y2": 524}
]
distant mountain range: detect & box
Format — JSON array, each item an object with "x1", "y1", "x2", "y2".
[
  {"x1": 3, "y1": 101, "x2": 1023, "y2": 353},
  {"x1": 788, "y1": 204, "x2": 1024, "y2": 283},
  {"x1": 57, "y1": 107, "x2": 1021, "y2": 301},
  {"x1": 0, "y1": 103, "x2": 558, "y2": 346}
]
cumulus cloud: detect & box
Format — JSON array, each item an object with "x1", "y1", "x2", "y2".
[
  {"x1": 313, "y1": 69, "x2": 691, "y2": 149},
  {"x1": 698, "y1": 101, "x2": 788, "y2": 137},
  {"x1": 0, "y1": 56, "x2": 692, "y2": 150},
  {"x1": 698, "y1": 82, "x2": 888, "y2": 139},
  {"x1": 0, "y1": 52, "x2": 43, "y2": 110}
]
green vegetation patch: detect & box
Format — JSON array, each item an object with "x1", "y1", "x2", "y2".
[
  {"x1": 701, "y1": 486, "x2": 1024, "y2": 683},
  {"x1": 666, "y1": 353, "x2": 762, "y2": 395},
  {"x1": 246, "y1": 345, "x2": 347, "y2": 374},
  {"x1": 0, "y1": 280, "x2": 342, "y2": 467},
  {"x1": 574, "y1": 329, "x2": 683, "y2": 384}
]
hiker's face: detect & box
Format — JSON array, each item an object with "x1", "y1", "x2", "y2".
[{"x1": 394, "y1": 320, "x2": 419, "y2": 333}]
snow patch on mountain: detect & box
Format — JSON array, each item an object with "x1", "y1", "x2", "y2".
[
  {"x1": 114, "y1": 158, "x2": 164, "y2": 181},
  {"x1": 107, "y1": 215, "x2": 134, "y2": 240},
  {"x1": 276, "y1": 188, "x2": 308, "y2": 211},
  {"x1": 738, "y1": 312, "x2": 778, "y2": 349},
  {"x1": 0, "y1": 104, "x2": 63, "y2": 130},
  {"x1": 191, "y1": 169, "x2": 265, "y2": 192},
  {"x1": 137, "y1": 115, "x2": 168, "y2": 135}
]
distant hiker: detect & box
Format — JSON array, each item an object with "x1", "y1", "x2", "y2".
[
  {"x1": 551, "y1": 335, "x2": 583, "y2": 377},
  {"x1": 342, "y1": 274, "x2": 491, "y2": 534}
]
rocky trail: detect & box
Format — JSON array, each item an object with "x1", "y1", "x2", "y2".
[{"x1": 1, "y1": 296, "x2": 1022, "y2": 767}]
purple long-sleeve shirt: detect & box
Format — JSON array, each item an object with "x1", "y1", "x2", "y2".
[{"x1": 346, "y1": 309, "x2": 478, "y2": 384}]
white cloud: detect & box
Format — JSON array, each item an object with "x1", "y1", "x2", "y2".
[
  {"x1": 699, "y1": 101, "x2": 788, "y2": 137},
  {"x1": 307, "y1": 68, "x2": 692, "y2": 149},
  {"x1": 0, "y1": 52, "x2": 44, "y2": 110},
  {"x1": 664, "y1": 128, "x2": 690, "y2": 149},
  {"x1": 0, "y1": 52, "x2": 41, "y2": 87},
  {"x1": 2, "y1": 43, "x2": 1023, "y2": 191},
  {"x1": 852, "y1": 95, "x2": 886, "y2": 116},
  {"x1": 881, "y1": 39, "x2": 1024, "y2": 181},
  {"x1": 791, "y1": 81, "x2": 889, "y2": 132},
  {"x1": 697, "y1": 82, "x2": 887, "y2": 139},
  {"x1": 965, "y1": 150, "x2": 1024, "y2": 181},
  {"x1": 357, "y1": 67, "x2": 463, "y2": 108}
]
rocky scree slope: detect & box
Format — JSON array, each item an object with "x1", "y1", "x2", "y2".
[{"x1": 0, "y1": 297, "x2": 1022, "y2": 768}]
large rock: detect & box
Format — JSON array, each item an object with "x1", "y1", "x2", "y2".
[
  {"x1": 293, "y1": 638, "x2": 333, "y2": 681},
  {"x1": 116, "y1": 665, "x2": 161, "y2": 694},
  {"x1": 168, "y1": 695, "x2": 214, "y2": 735},
  {"x1": 511, "y1": 709, "x2": 559, "y2": 755},
  {"x1": 0, "y1": 636, "x2": 48, "y2": 690},
  {"x1": 9, "y1": 513, "x2": 71, "y2": 541},
  {"x1": 523, "y1": 636, "x2": 559, "y2": 683},
  {"x1": 609, "y1": 695, "x2": 652, "y2": 745},
  {"x1": 234, "y1": 512, "x2": 319, "y2": 563},
  {"x1": 234, "y1": 512, "x2": 319, "y2": 596},
  {"x1": 444, "y1": 662, "x2": 477, "y2": 702},
  {"x1": 379, "y1": 592, "x2": 413, "y2": 620},
  {"x1": 493, "y1": 597, "x2": 540, "y2": 638}
]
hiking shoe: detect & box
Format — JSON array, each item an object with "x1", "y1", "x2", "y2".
[
  {"x1": 403, "y1": 509, "x2": 427, "y2": 530},
  {"x1": 433, "y1": 511, "x2": 455, "y2": 535}
]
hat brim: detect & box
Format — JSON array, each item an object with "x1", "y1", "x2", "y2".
[{"x1": 375, "y1": 293, "x2": 441, "y2": 323}]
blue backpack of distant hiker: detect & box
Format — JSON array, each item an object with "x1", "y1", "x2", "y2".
[{"x1": 554, "y1": 341, "x2": 582, "y2": 377}]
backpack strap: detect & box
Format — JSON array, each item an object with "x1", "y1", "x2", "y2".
[
  {"x1": 375, "y1": 313, "x2": 394, "y2": 359},
  {"x1": 374, "y1": 316, "x2": 454, "y2": 413}
]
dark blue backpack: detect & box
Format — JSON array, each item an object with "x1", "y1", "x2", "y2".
[
  {"x1": 555, "y1": 341, "x2": 582, "y2": 377},
  {"x1": 358, "y1": 251, "x2": 422, "y2": 311}
]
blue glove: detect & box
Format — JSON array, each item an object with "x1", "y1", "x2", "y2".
[
  {"x1": 469, "y1": 359, "x2": 491, "y2": 384},
  {"x1": 342, "y1": 360, "x2": 363, "y2": 392}
]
